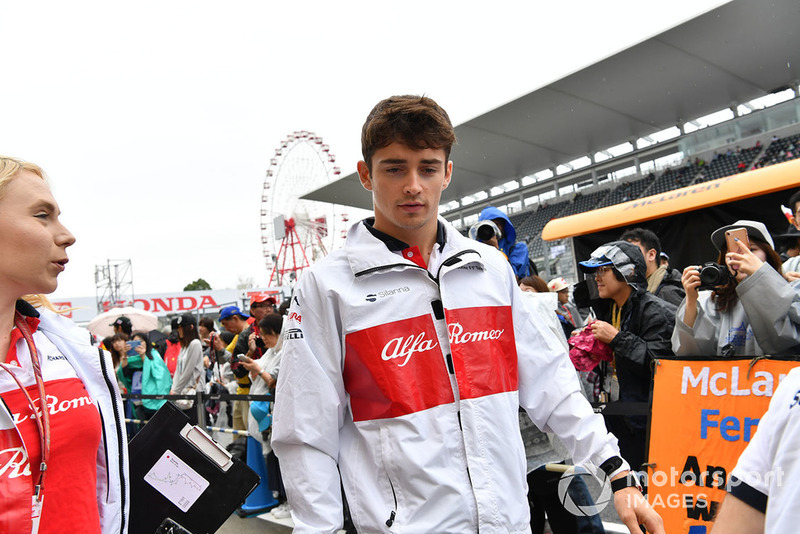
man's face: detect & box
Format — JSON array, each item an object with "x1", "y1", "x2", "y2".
[
  {"x1": 792, "y1": 202, "x2": 800, "y2": 230},
  {"x1": 220, "y1": 316, "x2": 245, "y2": 335},
  {"x1": 627, "y1": 239, "x2": 656, "y2": 275},
  {"x1": 357, "y1": 142, "x2": 452, "y2": 242},
  {"x1": 250, "y1": 303, "x2": 270, "y2": 322},
  {"x1": 594, "y1": 266, "x2": 629, "y2": 302}
]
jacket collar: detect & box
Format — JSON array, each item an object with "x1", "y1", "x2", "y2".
[
  {"x1": 362, "y1": 217, "x2": 447, "y2": 253},
  {"x1": 15, "y1": 299, "x2": 40, "y2": 319},
  {"x1": 346, "y1": 217, "x2": 475, "y2": 276}
]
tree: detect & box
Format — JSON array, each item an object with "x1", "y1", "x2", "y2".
[{"x1": 184, "y1": 278, "x2": 212, "y2": 291}]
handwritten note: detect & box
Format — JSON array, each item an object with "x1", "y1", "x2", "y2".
[{"x1": 144, "y1": 449, "x2": 210, "y2": 512}]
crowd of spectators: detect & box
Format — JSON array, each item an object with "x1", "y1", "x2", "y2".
[{"x1": 103, "y1": 291, "x2": 294, "y2": 520}]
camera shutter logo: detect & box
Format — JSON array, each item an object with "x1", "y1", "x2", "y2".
[{"x1": 556, "y1": 465, "x2": 613, "y2": 517}]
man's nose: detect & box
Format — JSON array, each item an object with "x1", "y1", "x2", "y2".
[{"x1": 404, "y1": 171, "x2": 423, "y2": 195}]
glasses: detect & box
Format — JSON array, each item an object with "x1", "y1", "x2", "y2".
[{"x1": 593, "y1": 265, "x2": 614, "y2": 278}]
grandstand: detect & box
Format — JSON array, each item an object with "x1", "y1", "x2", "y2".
[
  {"x1": 497, "y1": 127, "x2": 800, "y2": 276},
  {"x1": 304, "y1": 0, "x2": 800, "y2": 282}
]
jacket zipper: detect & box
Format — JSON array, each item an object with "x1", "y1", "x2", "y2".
[
  {"x1": 437, "y1": 251, "x2": 483, "y2": 532},
  {"x1": 359, "y1": 248, "x2": 484, "y2": 529},
  {"x1": 385, "y1": 476, "x2": 397, "y2": 527},
  {"x1": 98, "y1": 347, "x2": 127, "y2": 532}
]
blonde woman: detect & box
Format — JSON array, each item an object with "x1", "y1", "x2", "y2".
[{"x1": 0, "y1": 156, "x2": 128, "y2": 533}]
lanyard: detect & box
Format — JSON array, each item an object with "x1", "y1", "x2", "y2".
[
  {"x1": 0, "y1": 311, "x2": 51, "y2": 505},
  {"x1": 610, "y1": 303, "x2": 622, "y2": 331},
  {"x1": 561, "y1": 304, "x2": 574, "y2": 326}
]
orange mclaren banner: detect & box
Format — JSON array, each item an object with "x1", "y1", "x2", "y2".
[
  {"x1": 542, "y1": 158, "x2": 800, "y2": 240},
  {"x1": 647, "y1": 358, "x2": 800, "y2": 534}
]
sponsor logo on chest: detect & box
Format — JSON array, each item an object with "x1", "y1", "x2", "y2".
[{"x1": 377, "y1": 322, "x2": 506, "y2": 367}]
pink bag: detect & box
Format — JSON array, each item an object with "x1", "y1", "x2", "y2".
[{"x1": 567, "y1": 320, "x2": 613, "y2": 372}]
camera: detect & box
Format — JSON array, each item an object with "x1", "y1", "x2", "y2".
[
  {"x1": 469, "y1": 220, "x2": 502, "y2": 243},
  {"x1": 698, "y1": 262, "x2": 732, "y2": 290},
  {"x1": 230, "y1": 354, "x2": 249, "y2": 378}
]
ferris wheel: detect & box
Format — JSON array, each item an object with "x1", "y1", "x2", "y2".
[{"x1": 260, "y1": 131, "x2": 362, "y2": 285}]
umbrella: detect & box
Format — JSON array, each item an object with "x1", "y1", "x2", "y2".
[{"x1": 87, "y1": 307, "x2": 159, "y2": 339}]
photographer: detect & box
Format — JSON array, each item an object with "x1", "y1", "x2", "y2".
[
  {"x1": 672, "y1": 220, "x2": 800, "y2": 356},
  {"x1": 472, "y1": 206, "x2": 531, "y2": 279}
]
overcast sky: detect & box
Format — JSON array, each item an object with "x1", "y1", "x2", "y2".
[{"x1": 1, "y1": 0, "x2": 728, "y2": 300}]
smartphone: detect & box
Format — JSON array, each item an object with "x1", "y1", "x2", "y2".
[
  {"x1": 127, "y1": 340, "x2": 141, "y2": 356},
  {"x1": 239, "y1": 355, "x2": 252, "y2": 363},
  {"x1": 725, "y1": 228, "x2": 749, "y2": 252}
]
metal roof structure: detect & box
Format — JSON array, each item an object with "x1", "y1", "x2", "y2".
[{"x1": 302, "y1": 0, "x2": 800, "y2": 212}]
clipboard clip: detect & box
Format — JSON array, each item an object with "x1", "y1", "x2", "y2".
[{"x1": 179, "y1": 424, "x2": 234, "y2": 472}]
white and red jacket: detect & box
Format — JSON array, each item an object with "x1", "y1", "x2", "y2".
[
  {"x1": 0, "y1": 301, "x2": 128, "y2": 534},
  {"x1": 272, "y1": 218, "x2": 627, "y2": 533}
]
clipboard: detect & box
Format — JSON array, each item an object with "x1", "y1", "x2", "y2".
[{"x1": 128, "y1": 402, "x2": 260, "y2": 534}]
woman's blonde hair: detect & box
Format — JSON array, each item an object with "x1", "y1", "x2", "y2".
[
  {"x1": 0, "y1": 156, "x2": 46, "y2": 199},
  {"x1": 1, "y1": 157, "x2": 60, "y2": 312}
]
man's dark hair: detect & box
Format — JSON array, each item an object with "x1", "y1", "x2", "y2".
[
  {"x1": 258, "y1": 313, "x2": 284, "y2": 336},
  {"x1": 619, "y1": 227, "x2": 661, "y2": 263},
  {"x1": 789, "y1": 189, "x2": 800, "y2": 214},
  {"x1": 361, "y1": 95, "x2": 456, "y2": 171}
]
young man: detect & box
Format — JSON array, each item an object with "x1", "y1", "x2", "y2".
[
  {"x1": 110, "y1": 315, "x2": 133, "y2": 338},
  {"x1": 272, "y1": 95, "x2": 664, "y2": 533},
  {"x1": 578, "y1": 241, "x2": 676, "y2": 472},
  {"x1": 620, "y1": 227, "x2": 684, "y2": 307}
]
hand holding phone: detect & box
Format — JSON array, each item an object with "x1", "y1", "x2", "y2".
[
  {"x1": 725, "y1": 227, "x2": 749, "y2": 253},
  {"x1": 239, "y1": 355, "x2": 252, "y2": 363},
  {"x1": 126, "y1": 340, "x2": 141, "y2": 356}
]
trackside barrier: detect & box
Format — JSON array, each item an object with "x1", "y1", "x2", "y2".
[{"x1": 122, "y1": 392, "x2": 273, "y2": 428}]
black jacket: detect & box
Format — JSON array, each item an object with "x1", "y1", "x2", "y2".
[
  {"x1": 654, "y1": 268, "x2": 686, "y2": 308},
  {"x1": 593, "y1": 289, "x2": 676, "y2": 404}
]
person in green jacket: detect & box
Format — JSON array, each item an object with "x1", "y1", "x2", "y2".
[{"x1": 117, "y1": 331, "x2": 172, "y2": 423}]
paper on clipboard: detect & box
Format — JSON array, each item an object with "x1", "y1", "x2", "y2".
[{"x1": 144, "y1": 449, "x2": 210, "y2": 512}]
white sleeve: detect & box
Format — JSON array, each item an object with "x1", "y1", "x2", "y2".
[
  {"x1": 511, "y1": 266, "x2": 626, "y2": 473},
  {"x1": 672, "y1": 293, "x2": 720, "y2": 356},
  {"x1": 738, "y1": 265, "x2": 800, "y2": 354},
  {"x1": 271, "y1": 277, "x2": 347, "y2": 533}
]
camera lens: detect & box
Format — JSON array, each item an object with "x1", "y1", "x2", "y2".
[
  {"x1": 699, "y1": 262, "x2": 731, "y2": 290},
  {"x1": 476, "y1": 224, "x2": 495, "y2": 242}
]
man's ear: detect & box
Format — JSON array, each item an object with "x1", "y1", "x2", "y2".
[
  {"x1": 646, "y1": 248, "x2": 658, "y2": 264},
  {"x1": 357, "y1": 161, "x2": 373, "y2": 191},
  {"x1": 442, "y1": 160, "x2": 453, "y2": 190}
]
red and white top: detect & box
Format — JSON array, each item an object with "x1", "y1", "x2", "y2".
[{"x1": 0, "y1": 316, "x2": 103, "y2": 534}]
